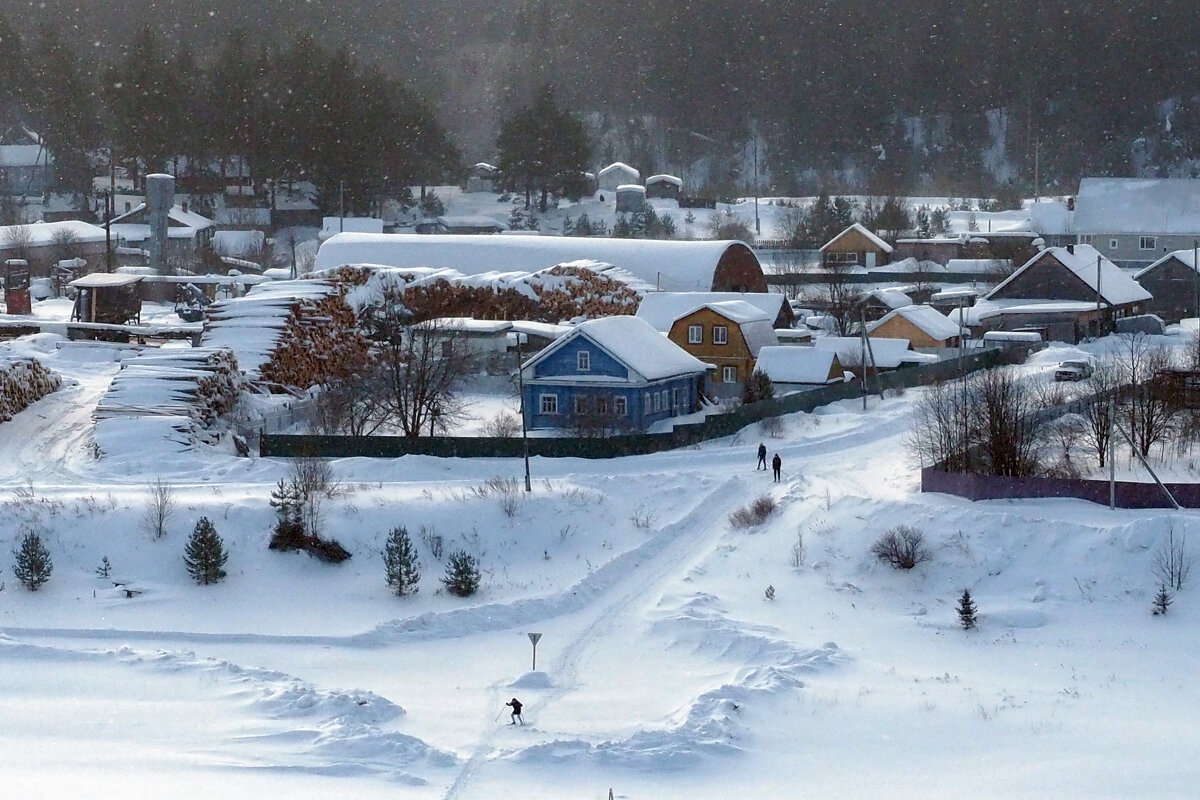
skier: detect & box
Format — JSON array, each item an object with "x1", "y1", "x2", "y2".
[
  {"x1": 506, "y1": 697, "x2": 524, "y2": 725},
  {"x1": 772, "y1": 453, "x2": 782, "y2": 482},
  {"x1": 756, "y1": 442, "x2": 767, "y2": 470}
]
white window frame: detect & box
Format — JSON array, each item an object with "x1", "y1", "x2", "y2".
[
  {"x1": 574, "y1": 395, "x2": 589, "y2": 415},
  {"x1": 614, "y1": 396, "x2": 627, "y2": 416},
  {"x1": 1140, "y1": 235, "x2": 1157, "y2": 251},
  {"x1": 1079, "y1": 234, "x2": 1094, "y2": 245},
  {"x1": 828, "y1": 251, "x2": 858, "y2": 265},
  {"x1": 722, "y1": 365, "x2": 738, "y2": 383},
  {"x1": 671, "y1": 387, "x2": 680, "y2": 410},
  {"x1": 687, "y1": 324, "x2": 703, "y2": 344},
  {"x1": 539, "y1": 394, "x2": 558, "y2": 414},
  {"x1": 713, "y1": 325, "x2": 728, "y2": 345},
  {"x1": 1109, "y1": 238, "x2": 1119, "y2": 250},
  {"x1": 577, "y1": 350, "x2": 590, "y2": 371}
]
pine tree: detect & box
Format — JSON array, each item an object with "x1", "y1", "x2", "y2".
[
  {"x1": 96, "y1": 555, "x2": 112, "y2": 579},
  {"x1": 269, "y1": 478, "x2": 306, "y2": 550},
  {"x1": 383, "y1": 525, "x2": 421, "y2": 596},
  {"x1": 1152, "y1": 584, "x2": 1173, "y2": 616},
  {"x1": 12, "y1": 530, "x2": 52, "y2": 591},
  {"x1": 184, "y1": 517, "x2": 228, "y2": 585},
  {"x1": 441, "y1": 549, "x2": 481, "y2": 597},
  {"x1": 957, "y1": 588, "x2": 978, "y2": 630},
  {"x1": 741, "y1": 369, "x2": 775, "y2": 405}
]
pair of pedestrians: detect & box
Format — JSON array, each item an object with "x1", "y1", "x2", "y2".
[{"x1": 756, "y1": 442, "x2": 782, "y2": 482}]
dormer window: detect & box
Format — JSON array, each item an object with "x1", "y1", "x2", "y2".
[{"x1": 577, "y1": 350, "x2": 590, "y2": 371}]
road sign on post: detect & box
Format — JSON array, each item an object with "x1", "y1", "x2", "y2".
[{"x1": 527, "y1": 632, "x2": 542, "y2": 671}]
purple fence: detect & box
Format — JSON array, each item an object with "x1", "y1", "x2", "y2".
[{"x1": 921, "y1": 467, "x2": 1200, "y2": 509}]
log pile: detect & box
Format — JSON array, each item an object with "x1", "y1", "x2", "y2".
[
  {"x1": 95, "y1": 347, "x2": 247, "y2": 428},
  {"x1": 258, "y1": 294, "x2": 370, "y2": 391},
  {"x1": 0, "y1": 357, "x2": 61, "y2": 422}
]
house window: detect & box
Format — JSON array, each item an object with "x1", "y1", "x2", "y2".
[
  {"x1": 671, "y1": 387, "x2": 679, "y2": 410},
  {"x1": 688, "y1": 324, "x2": 703, "y2": 344},
  {"x1": 577, "y1": 350, "x2": 590, "y2": 371},
  {"x1": 596, "y1": 396, "x2": 609, "y2": 415},
  {"x1": 539, "y1": 394, "x2": 558, "y2": 414},
  {"x1": 660, "y1": 390, "x2": 669, "y2": 411},
  {"x1": 713, "y1": 325, "x2": 728, "y2": 345},
  {"x1": 615, "y1": 396, "x2": 627, "y2": 415},
  {"x1": 574, "y1": 395, "x2": 589, "y2": 415},
  {"x1": 1109, "y1": 238, "x2": 1119, "y2": 250},
  {"x1": 722, "y1": 365, "x2": 738, "y2": 383},
  {"x1": 1079, "y1": 234, "x2": 1094, "y2": 245},
  {"x1": 1140, "y1": 236, "x2": 1157, "y2": 251},
  {"x1": 828, "y1": 252, "x2": 858, "y2": 265}
]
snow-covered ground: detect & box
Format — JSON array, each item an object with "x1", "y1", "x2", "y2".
[{"x1": 1, "y1": 322, "x2": 1198, "y2": 799}]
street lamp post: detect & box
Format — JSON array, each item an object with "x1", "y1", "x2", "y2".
[{"x1": 752, "y1": 135, "x2": 760, "y2": 236}]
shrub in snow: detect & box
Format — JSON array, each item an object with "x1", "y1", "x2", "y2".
[
  {"x1": 742, "y1": 369, "x2": 775, "y2": 405},
  {"x1": 12, "y1": 529, "x2": 53, "y2": 591},
  {"x1": 184, "y1": 517, "x2": 228, "y2": 585},
  {"x1": 441, "y1": 549, "x2": 481, "y2": 597},
  {"x1": 383, "y1": 526, "x2": 421, "y2": 596},
  {"x1": 483, "y1": 412, "x2": 521, "y2": 438},
  {"x1": 729, "y1": 495, "x2": 778, "y2": 529},
  {"x1": 764, "y1": 584, "x2": 775, "y2": 601},
  {"x1": 476, "y1": 475, "x2": 521, "y2": 518},
  {"x1": 268, "y1": 478, "x2": 351, "y2": 563},
  {"x1": 96, "y1": 555, "x2": 112, "y2": 579},
  {"x1": 871, "y1": 525, "x2": 930, "y2": 570},
  {"x1": 1152, "y1": 584, "x2": 1173, "y2": 616},
  {"x1": 1153, "y1": 528, "x2": 1192, "y2": 591},
  {"x1": 789, "y1": 532, "x2": 806, "y2": 568},
  {"x1": 957, "y1": 589, "x2": 978, "y2": 629}
]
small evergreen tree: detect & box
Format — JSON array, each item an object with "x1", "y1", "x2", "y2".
[
  {"x1": 741, "y1": 368, "x2": 775, "y2": 405},
  {"x1": 96, "y1": 555, "x2": 112, "y2": 579},
  {"x1": 441, "y1": 549, "x2": 481, "y2": 597},
  {"x1": 957, "y1": 588, "x2": 978, "y2": 630},
  {"x1": 269, "y1": 478, "x2": 306, "y2": 550},
  {"x1": 383, "y1": 525, "x2": 421, "y2": 596},
  {"x1": 12, "y1": 530, "x2": 52, "y2": 591},
  {"x1": 184, "y1": 516, "x2": 228, "y2": 585},
  {"x1": 1152, "y1": 584, "x2": 1173, "y2": 616}
]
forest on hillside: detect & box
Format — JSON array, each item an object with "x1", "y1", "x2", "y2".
[{"x1": 7, "y1": 0, "x2": 1200, "y2": 196}]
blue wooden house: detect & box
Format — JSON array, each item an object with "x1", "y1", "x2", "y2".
[{"x1": 520, "y1": 316, "x2": 709, "y2": 433}]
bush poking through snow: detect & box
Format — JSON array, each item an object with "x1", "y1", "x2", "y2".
[
  {"x1": 789, "y1": 532, "x2": 806, "y2": 568},
  {"x1": 383, "y1": 526, "x2": 421, "y2": 596},
  {"x1": 729, "y1": 495, "x2": 778, "y2": 529},
  {"x1": 441, "y1": 549, "x2": 481, "y2": 597},
  {"x1": 268, "y1": 478, "x2": 352, "y2": 563},
  {"x1": 629, "y1": 504, "x2": 657, "y2": 530},
  {"x1": 96, "y1": 555, "x2": 112, "y2": 579},
  {"x1": 958, "y1": 589, "x2": 978, "y2": 629},
  {"x1": 871, "y1": 525, "x2": 930, "y2": 570},
  {"x1": 764, "y1": 584, "x2": 775, "y2": 601},
  {"x1": 1152, "y1": 584, "x2": 1173, "y2": 616},
  {"x1": 11, "y1": 529, "x2": 52, "y2": 591},
  {"x1": 184, "y1": 517, "x2": 228, "y2": 585},
  {"x1": 478, "y1": 475, "x2": 521, "y2": 517},
  {"x1": 1153, "y1": 528, "x2": 1192, "y2": 591},
  {"x1": 143, "y1": 476, "x2": 176, "y2": 540},
  {"x1": 483, "y1": 412, "x2": 521, "y2": 438}
]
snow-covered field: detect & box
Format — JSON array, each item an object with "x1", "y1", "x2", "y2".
[{"x1": 1, "y1": 325, "x2": 1199, "y2": 799}]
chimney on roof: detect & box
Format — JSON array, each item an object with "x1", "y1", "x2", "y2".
[
  {"x1": 1066, "y1": 243, "x2": 1075, "y2": 255},
  {"x1": 181, "y1": 201, "x2": 188, "y2": 213},
  {"x1": 1067, "y1": 196, "x2": 1075, "y2": 211},
  {"x1": 145, "y1": 173, "x2": 174, "y2": 274}
]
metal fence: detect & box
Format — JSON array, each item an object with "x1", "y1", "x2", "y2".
[{"x1": 259, "y1": 346, "x2": 1025, "y2": 459}]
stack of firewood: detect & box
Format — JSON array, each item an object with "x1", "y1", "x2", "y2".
[
  {"x1": 527, "y1": 265, "x2": 641, "y2": 321},
  {"x1": 0, "y1": 358, "x2": 61, "y2": 423},
  {"x1": 259, "y1": 295, "x2": 370, "y2": 390}
]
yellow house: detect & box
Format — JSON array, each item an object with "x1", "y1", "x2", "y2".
[
  {"x1": 820, "y1": 222, "x2": 893, "y2": 269},
  {"x1": 867, "y1": 304, "x2": 964, "y2": 349},
  {"x1": 665, "y1": 300, "x2": 779, "y2": 392}
]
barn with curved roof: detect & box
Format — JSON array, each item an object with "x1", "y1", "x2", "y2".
[{"x1": 314, "y1": 233, "x2": 766, "y2": 293}]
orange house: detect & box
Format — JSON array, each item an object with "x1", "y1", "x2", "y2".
[
  {"x1": 665, "y1": 300, "x2": 779, "y2": 393},
  {"x1": 867, "y1": 304, "x2": 964, "y2": 349},
  {"x1": 820, "y1": 222, "x2": 893, "y2": 269}
]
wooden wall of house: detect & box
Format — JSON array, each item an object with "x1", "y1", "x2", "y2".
[
  {"x1": 1138, "y1": 258, "x2": 1200, "y2": 323},
  {"x1": 991, "y1": 255, "x2": 1097, "y2": 302},
  {"x1": 870, "y1": 317, "x2": 949, "y2": 349},
  {"x1": 669, "y1": 307, "x2": 755, "y2": 386}
]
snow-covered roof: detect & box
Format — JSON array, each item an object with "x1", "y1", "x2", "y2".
[
  {"x1": 315, "y1": 234, "x2": 755, "y2": 293},
  {"x1": 867, "y1": 304, "x2": 964, "y2": 342},
  {"x1": 867, "y1": 256, "x2": 945, "y2": 275},
  {"x1": 635, "y1": 292, "x2": 787, "y2": 332},
  {"x1": 430, "y1": 317, "x2": 513, "y2": 335},
  {"x1": 529, "y1": 316, "x2": 708, "y2": 382},
  {"x1": 0, "y1": 144, "x2": 51, "y2": 168},
  {"x1": 646, "y1": 174, "x2": 682, "y2": 187},
  {"x1": 1028, "y1": 201, "x2": 1072, "y2": 236},
  {"x1": 598, "y1": 162, "x2": 639, "y2": 179},
  {"x1": 866, "y1": 288, "x2": 912, "y2": 310},
  {"x1": 69, "y1": 273, "x2": 143, "y2": 288},
  {"x1": 814, "y1": 336, "x2": 912, "y2": 368},
  {"x1": 474, "y1": 162, "x2": 498, "y2": 172},
  {"x1": 110, "y1": 203, "x2": 216, "y2": 231},
  {"x1": 213, "y1": 230, "x2": 266, "y2": 256},
  {"x1": 509, "y1": 320, "x2": 572, "y2": 340},
  {"x1": 987, "y1": 244, "x2": 1151, "y2": 306},
  {"x1": 931, "y1": 287, "x2": 980, "y2": 302},
  {"x1": 1074, "y1": 178, "x2": 1200, "y2": 234},
  {"x1": 1134, "y1": 249, "x2": 1199, "y2": 280},
  {"x1": 820, "y1": 222, "x2": 894, "y2": 254},
  {"x1": 616, "y1": 184, "x2": 646, "y2": 194},
  {"x1": 0, "y1": 220, "x2": 108, "y2": 247},
  {"x1": 754, "y1": 345, "x2": 841, "y2": 385},
  {"x1": 437, "y1": 216, "x2": 508, "y2": 230},
  {"x1": 321, "y1": 217, "x2": 385, "y2": 237}
]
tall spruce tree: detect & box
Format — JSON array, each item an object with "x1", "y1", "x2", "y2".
[
  {"x1": 184, "y1": 517, "x2": 228, "y2": 586},
  {"x1": 12, "y1": 530, "x2": 52, "y2": 591},
  {"x1": 441, "y1": 549, "x2": 481, "y2": 597},
  {"x1": 497, "y1": 85, "x2": 589, "y2": 212},
  {"x1": 957, "y1": 589, "x2": 978, "y2": 630},
  {"x1": 383, "y1": 525, "x2": 421, "y2": 596}
]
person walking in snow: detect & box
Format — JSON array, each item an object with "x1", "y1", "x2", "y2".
[
  {"x1": 506, "y1": 697, "x2": 524, "y2": 725},
  {"x1": 772, "y1": 453, "x2": 782, "y2": 482},
  {"x1": 757, "y1": 442, "x2": 767, "y2": 470}
]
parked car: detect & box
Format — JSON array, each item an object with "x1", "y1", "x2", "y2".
[{"x1": 1055, "y1": 360, "x2": 1094, "y2": 382}]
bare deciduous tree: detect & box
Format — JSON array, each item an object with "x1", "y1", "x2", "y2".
[
  {"x1": 1077, "y1": 356, "x2": 1120, "y2": 468},
  {"x1": 2, "y1": 224, "x2": 34, "y2": 263},
  {"x1": 142, "y1": 476, "x2": 176, "y2": 540},
  {"x1": 1115, "y1": 334, "x2": 1179, "y2": 458},
  {"x1": 289, "y1": 456, "x2": 339, "y2": 537},
  {"x1": 1153, "y1": 527, "x2": 1192, "y2": 591}
]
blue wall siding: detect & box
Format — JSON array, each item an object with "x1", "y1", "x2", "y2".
[
  {"x1": 533, "y1": 337, "x2": 629, "y2": 380},
  {"x1": 524, "y1": 373, "x2": 702, "y2": 432}
]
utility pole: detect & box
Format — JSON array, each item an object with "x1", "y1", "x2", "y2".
[
  {"x1": 339, "y1": 181, "x2": 345, "y2": 232},
  {"x1": 1193, "y1": 239, "x2": 1198, "y2": 321},
  {"x1": 516, "y1": 333, "x2": 531, "y2": 492},
  {"x1": 752, "y1": 135, "x2": 760, "y2": 236},
  {"x1": 1096, "y1": 254, "x2": 1104, "y2": 337}
]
